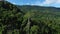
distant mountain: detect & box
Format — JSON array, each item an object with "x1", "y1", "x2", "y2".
[{"x1": 17, "y1": 5, "x2": 60, "y2": 13}]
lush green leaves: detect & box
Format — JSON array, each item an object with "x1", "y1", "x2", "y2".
[{"x1": 0, "y1": 1, "x2": 60, "y2": 34}]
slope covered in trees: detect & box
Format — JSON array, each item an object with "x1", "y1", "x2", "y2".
[
  {"x1": 0, "y1": 1, "x2": 23, "y2": 34},
  {"x1": 0, "y1": 1, "x2": 60, "y2": 34},
  {"x1": 17, "y1": 5, "x2": 60, "y2": 34}
]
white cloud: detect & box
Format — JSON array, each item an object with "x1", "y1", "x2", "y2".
[
  {"x1": 6, "y1": 0, "x2": 60, "y2": 7},
  {"x1": 32, "y1": 0, "x2": 60, "y2": 7},
  {"x1": 29, "y1": 0, "x2": 56, "y2": 6},
  {"x1": 56, "y1": 0, "x2": 60, "y2": 3},
  {"x1": 40, "y1": 0, "x2": 56, "y2": 6},
  {"x1": 12, "y1": 2, "x2": 16, "y2": 4}
]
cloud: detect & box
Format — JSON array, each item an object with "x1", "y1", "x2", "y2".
[
  {"x1": 32, "y1": 0, "x2": 60, "y2": 7},
  {"x1": 40, "y1": 0, "x2": 57, "y2": 6},
  {"x1": 28, "y1": 0, "x2": 56, "y2": 6},
  {"x1": 12, "y1": 2, "x2": 16, "y2": 4},
  {"x1": 56, "y1": 0, "x2": 60, "y2": 3},
  {"x1": 6, "y1": 0, "x2": 60, "y2": 7}
]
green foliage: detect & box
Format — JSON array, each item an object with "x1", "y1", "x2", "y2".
[
  {"x1": 0, "y1": 1, "x2": 60, "y2": 34},
  {"x1": 30, "y1": 25, "x2": 39, "y2": 34}
]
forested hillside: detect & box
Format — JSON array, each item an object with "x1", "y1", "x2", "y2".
[
  {"x1": 0, "y1": 1, "x2": 23, "y2": 34},
  {"x1": 0, "y1": 1, "x2": 60, "y2": 34}
]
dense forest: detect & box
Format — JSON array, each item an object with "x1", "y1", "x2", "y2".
[{"x1": 0, "y1": 1, "x2": 60, "y2": 34}]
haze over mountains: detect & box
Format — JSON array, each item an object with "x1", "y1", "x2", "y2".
[{"x1": 0, "y1": 1, "x2": 60, "y2": 34}]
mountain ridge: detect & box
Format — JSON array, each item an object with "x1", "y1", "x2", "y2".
[{"x1": 0, "y1": 1, "x2": 60, "y2": 34}]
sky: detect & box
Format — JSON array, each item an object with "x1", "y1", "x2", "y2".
[{"x1": 6, "y1": 0, "x2": 60, "y2": 7}]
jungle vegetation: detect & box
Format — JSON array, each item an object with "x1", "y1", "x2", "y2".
[{"x1": 0, "y1": 1, "x2": 60, "y2": 34}]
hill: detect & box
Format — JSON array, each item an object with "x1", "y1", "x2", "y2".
[
  {"x1": 17, "y1": 5, "x2": 60, "y2": 34},
  {"x1": 0, "y1": 1, "x2": 60, "y2": 34},
  {"x1": 0, "y1": 1, "x2": 23, "y2": 34},
  {"x1": 17, "y1": 5, "x2": 60, "y2": 12}
]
